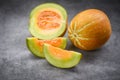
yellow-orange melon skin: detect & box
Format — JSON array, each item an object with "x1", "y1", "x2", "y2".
[{"x1": 68, "y1": 9, "x2": 112, "y2": 50}]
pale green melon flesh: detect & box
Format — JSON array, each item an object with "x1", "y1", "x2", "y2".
[
  {"x1": 44, "y1": 44, "x2": 82, "y2": 68},
  {"x1": 26, "y1": 37, "x2": 44, "y2": 58},
  {"x1": 26, "y1": 37, "x2": 67, "y2": 58},
  {"x1": 29, "y1": 3, "x2": 67, "y2": 39}
]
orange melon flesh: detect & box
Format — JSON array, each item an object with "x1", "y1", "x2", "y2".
[
  {"x1": 26, "y1": 37, "x2": 67, "y2": 58},
  {"x1": 36, "y1": 38, "x2": 62, "y2": 47},
  {"x1": 44, "y1": 44, "x2": 82, "y2": 68},
  {"x1": 49, "y1": 45, "x2": 72, "y2": 60},
  {"x1": 37, "y1": 10, "x2": 61, "y2": 30}
]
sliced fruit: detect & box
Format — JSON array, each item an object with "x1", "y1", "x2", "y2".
[
  {"x1": 44, "y1": 44, "x2": 82, "y2": 68},
  {"x1": 68, "y1": 9, "x2": 112, "y2": 50},
  {"x1": 26, "y1": 37, "x2": 67, "y2": 58},
  {"x1": 29, "y1": 3, "x2": 67, "y2": 39}
]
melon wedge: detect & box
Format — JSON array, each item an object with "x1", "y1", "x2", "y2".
[
  {"x1": 26, "y1": 37, "x2": 67, "y2": 58},
  {"x1": 29, "y1": 3, "x2": 67, "y2": 39},
  {"x1": 44, "y1": 44, "x2": 82, "y2": 68}
]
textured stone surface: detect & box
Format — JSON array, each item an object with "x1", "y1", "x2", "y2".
[{"x1": 0, "y1": 0, "x2": 120, "y2": 80}]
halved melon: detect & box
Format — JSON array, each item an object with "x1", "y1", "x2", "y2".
[
  {"x1": 26, "y1": 37, "x2": 67, "y2": 58},
  {"x1": 29, "y1": 3, "x2": 67, "y2": 39},
  {"x1": 44, "y1": 44, "x2": 82, "y2": 68}
]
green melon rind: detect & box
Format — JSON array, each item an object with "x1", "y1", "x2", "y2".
[
  {"x1": 59, "y1": 38, "x2": 67, "y2": 49},
  {"x1": 29, "y1": 3, "x2": 67, "y2": 40},
  {"x1": 44, "y1": 44, "x2": 82, "y2": 68},
  {"x1": 26, "y1": 37, "x2": 67, "y2": 58},
  {"x1": 26, "y1": 37, "x2": 45, "y2": 58}
]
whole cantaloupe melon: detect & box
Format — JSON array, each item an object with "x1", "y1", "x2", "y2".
[{"x1": 68, "y1": 9, "x2": 112, "y2": 50}]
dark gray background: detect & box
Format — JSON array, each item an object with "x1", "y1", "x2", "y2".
[{"x1": 0, "y1": 0, "x2": 120, "y2": 80}]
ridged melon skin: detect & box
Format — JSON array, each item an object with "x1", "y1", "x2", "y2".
[
  {"x1": 26, "y1": 37, "x2": 67, "y2": 58},
  {"x1": 68, "y1": 9, "x2": 112, "y2": 50},
  {"x1": 29, "y1": 3, "x2": 67, "y2": 40},
  {"x1": 44, "y1": 44, "x2": 82, "y2": 68}
]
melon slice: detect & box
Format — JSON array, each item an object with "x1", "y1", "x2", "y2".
[
  {"x1": 29, "y1": 3, "x2": 67, "y2": 39},
  {"x1": 44, "y1": 44, "x2": 82, "y2": 68},
  {"x1": 26, "y1": 37, "x2": 67, "y2": 58}
]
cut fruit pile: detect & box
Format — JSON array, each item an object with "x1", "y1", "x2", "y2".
[
  {"x1": 26, "y1": 3, "x2": 111, "y2": 68},
  {"x1": 26, "y1": 3, "x2": 82, "y2": 68}
]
